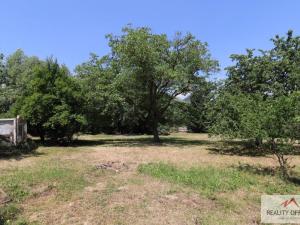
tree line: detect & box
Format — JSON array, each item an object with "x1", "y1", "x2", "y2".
[
  {"x1": 0, "y1": 26, "x2": 218, "y2": 142},
  {"x1": 1, "y1": 27, "x2": 300, "y2": 178}
]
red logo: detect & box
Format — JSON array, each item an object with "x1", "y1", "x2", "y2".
[{"x1": 281, "y1": 198, "x2": 299, "y2": 208}]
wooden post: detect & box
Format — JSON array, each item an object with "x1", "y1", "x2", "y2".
[
  {"x1": 13, "y1": 118, "x2": 17, "y2": 145},
  {"x1": 16, "y1": 115, "x2": 20, "y2": 144},
  {"x1": 24, "y1": 122, "x2": 27, "y2": 141}
]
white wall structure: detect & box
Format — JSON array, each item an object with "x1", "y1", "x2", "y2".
[{"x1": 0, "y1": 116, "x2": 27, "y2": 145}]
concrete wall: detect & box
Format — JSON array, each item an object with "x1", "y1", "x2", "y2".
[
  {"x1": 0, "y1": 117, "x2": 27, "y2": 145},
  {"x1": 0, "y1": 119, "x2": 15, "y2": 144},
  {"x1": 0, "y1": 119, "x2": 14, "y2": 136}
]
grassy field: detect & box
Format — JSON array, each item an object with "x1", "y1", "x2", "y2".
[{"x1": 0, "y1": 133, "x2": 299, "y2": 225}]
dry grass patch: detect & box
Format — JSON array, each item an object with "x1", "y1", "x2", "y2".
[{"x1": 0, "y1": 133, "x2": 299, "y2": 225}]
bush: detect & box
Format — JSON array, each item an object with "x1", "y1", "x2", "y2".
[{"x1": 0, "y1": 139, "x2": 37, "y2": 157}]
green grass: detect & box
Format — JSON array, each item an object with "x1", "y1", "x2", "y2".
[
  {"x1": 0, "y1": 161, "x2": 89, "y2": 202},
  {"x1": 0, "y1": 160, "x2": 94, "y2": 224},
  {"x1": 0, "y1": 203, "x2": 36, "y2": 225},
  {"x1": 0, "y1": 204, "x2": 20, "y2": 225},
  {"x1": 138, "y1": 162, "x2": 300, "y2": 197},
  {"x1": 138, "y1": 162, "x2": 257, "y2": 196}
]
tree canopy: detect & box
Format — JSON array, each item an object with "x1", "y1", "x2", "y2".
[
  {"x1": 104, "y1": 26, "x2": 218, "y2": 141},
  {"x1": 13, "y1": 58, "x2": 86, "y2": 143},
  {"x1": 210, "y1": 30, "x2": 300, "y2": 178}
]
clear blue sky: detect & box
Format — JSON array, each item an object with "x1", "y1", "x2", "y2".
[{"x1": 1, "y1": 0, "x2": 300, "y2": 78}]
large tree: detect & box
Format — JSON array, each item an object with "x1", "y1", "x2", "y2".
[{"x1": 106, "y1": 26, "x2": 218, "y2": 142}]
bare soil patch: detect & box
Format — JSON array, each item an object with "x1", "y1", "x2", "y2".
[{"x1": 0, "y1": 188, "x2": 10, "y2": 205}]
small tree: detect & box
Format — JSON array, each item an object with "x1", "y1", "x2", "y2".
[
  {"x1": 210, "y1": 91, "x2": 300, "y2": 178},
  {"x1": 13, "y1": 58, "x2": 86, "y2": 143},
  {"x1": 210, "y1": 31, "x2": 300, "y2": 178}
]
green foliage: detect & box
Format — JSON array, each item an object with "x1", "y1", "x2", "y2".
[
  {"x1": 186, "y1": 78, "x2": 217, "y2": 132},
  {"x1": 210, "y1": 91, "x2": 300, "y2": 139},
  {"x1": 13, "y1": 58, "x2": 86, "y2": 142},
  {"x1": 226, "y1": 30, "x2": 300, "y2": 97},
  {"x1": 0, "y1": 50, "x2": 85, "y2": 143},
  {"x1": 110, "y1": 26, "x2": 218, "y2": 141},
  {"x1": 210, "y1": 31, "x2": 300, "y2": 177},
  {"x1": 163, "y1": 100, "x2": 188, "y2": 129},
  {"x1": 1, "y1": 27, "x2": 218, "y2": 141},
  {"x1": 210, "y1": 89, "x2": 300, "y2": 178},
  {"x1": 0, "y1": 87, "x2": 15, "y2": 117},
  {"x1": 76, "y1": 55, "x2": 128, "y2": 134},
  {"x1": 0, "y1": 50, "x2": 42, "y2": 117},
  {"x1": 77, "y1": 26, "x2": 218, "y2": 141},
  {"x1": 0, "y1": 53, "x2": 5, "y2": 84}
]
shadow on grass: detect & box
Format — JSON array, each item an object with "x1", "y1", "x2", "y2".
[
  {"x1": 36, "y1": 136, "x2": 214, "y2": 148},
  {"x1": 74, "y1": 136, "x2": 214, "y2": 147},
  {"x1": 234, "y1": 163, "x2": 300, "y2": 186},
  {"x1": 288, "y1": 177, "x2": 300, "y2": 185},
  {"x1": 0, "y1": 150, "x2": 44, "y2": 161},
  {"x1": 0, "y1": 149, "x2": 44, "y2": 161},
  {"x1": 208, "y1": 140, "x2": 268, "y2": 157},
  {"x1": 234, "y1": 163, "x2": 276, "y2": 176},
  {"x1": 209, "y1": 140, "x2": 300, "y2": 157}
]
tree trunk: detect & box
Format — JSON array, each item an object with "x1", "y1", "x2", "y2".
[
  {"x1": 148, "y1": 79, "x2": 160, "y2": 143},
  {"x1": 152, "y1": 119, "x2": 160, "y2": 143},
  {"x1": 255, "y1": 137, "x2": 262, "y2": 148},
  {"x1": 270, "y1": 138, "x2": 290, "y2": 179},
  {"x1": 275, "y1": 152, "x2": 290, "y2": 179},
  {"x1": 40, "y1": 134, "x2": 45, "y2": 144}
]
